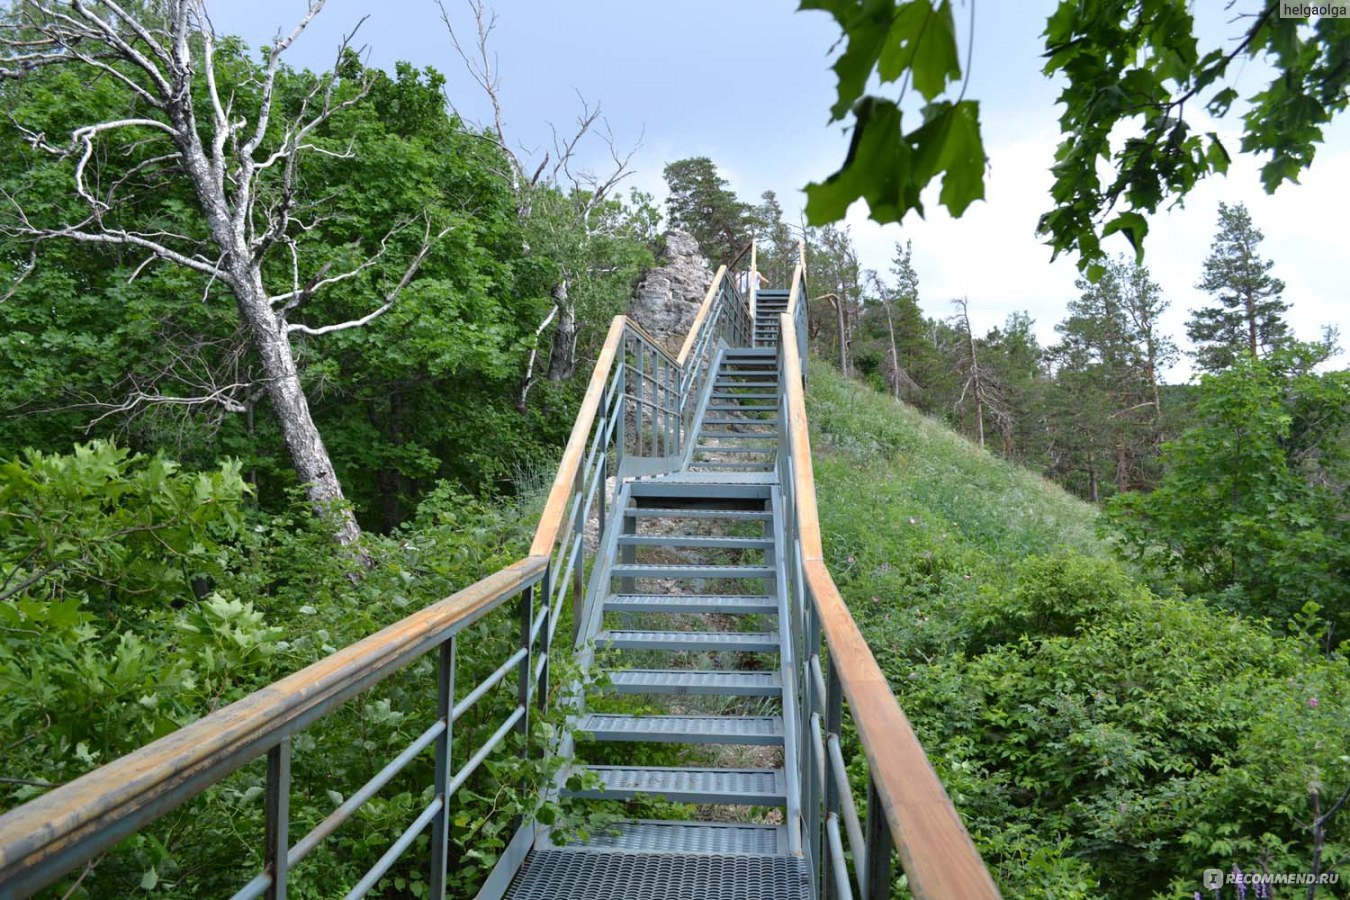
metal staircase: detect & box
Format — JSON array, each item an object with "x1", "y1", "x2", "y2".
[
  {"x1": 0, "y1": 244, "x2": 999, "y2": 900},
  {"x1": 501, "y1": 342, "x2": 809, "y2": 898}
]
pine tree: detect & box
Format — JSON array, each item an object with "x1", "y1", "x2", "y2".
[
  {"x1": 662, "y1": 157, "x2": 751, "y2": 263},
  {"x1": 1188, "y1": 202, "x2": 1290, "y2": 372}
]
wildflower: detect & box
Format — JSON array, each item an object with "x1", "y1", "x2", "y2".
[
  {"x1": 1309, "y1": 696, "x2": 1319, "y2": 708},
  {"x1": 908, "y1": 517, "x2": 917, "y2": 525},
  {"x1": 1233, "y1": 864, "x2": 1246, "y2": 899}
]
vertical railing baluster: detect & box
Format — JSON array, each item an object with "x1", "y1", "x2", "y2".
[
  {"x1": 264, "y1": 738, "x2": 291, "y2": 900},
  {"x1": 863, "y1": 776, "x2": 892, "y2": 900},
  {"x1": 823, "y1": 660, "x2": 843, "y2": 900},
  {"x1": 537, "y1": 569, "x2": 552, "y2": 712},
  {"x1": 615, "y1": 364, "x2": 627, "y2": 465},
  {"x1": 634, "y1": 339, "x2": 645, "y2": 457},
  {"x1": 429, "y1": 638, "x2": 455, "y2": 900}
]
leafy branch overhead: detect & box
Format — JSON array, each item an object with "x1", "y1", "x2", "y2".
[
  {"x1": 804, "y1": 0, "x2": 1350, "y2": 275},
  {"x1": 802, "y1": 0, "x2": 987, "y2": 226}
]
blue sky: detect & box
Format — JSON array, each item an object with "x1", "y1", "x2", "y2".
[{"x1": 211, "y1": 0, "x2": 1349, "y2": 382}]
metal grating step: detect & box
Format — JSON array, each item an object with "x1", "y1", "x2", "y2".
[
  {"x1": 610, "y1": 563, "x2": 773, "y2": 580},
  {"x1": 693, "y1": 447, "x2": 775, "y2": 455},
  {"x1": 700, "y1": 418, "x2": 776, "y2": 427},
  {"x1": 708, "y1": 404, "x2": 778, "y2": 412},
  {"x1": 604, "y1": 669, "x2": 782, "y2": 696},
  {"x1": 687, "y1": 463, "x2": 776, "y2": 471},
  {"x1": 697, "y1": 431, "x2": 777, "y2": 441},
  {"x1": 603, "y1": 594, "x2": 777, "y2": 615},
  {"x1": 578, "y1": 713, "x2": 784, "y2": 744},
  {"x1": 623, "y1": 507, "x2": 772, "y2": 521},
  {"x1": 709, "y1": 392, "x2": 779, "y2": 400},
  {"x1": 564, "y1": 765, "x2": 786, "y2": 805},
  {"x1": 615, "y1": 535, "x2": 773, "y2": 549},
  {"x1": 505, "y1": 849, "x2": 812, "y2": 899},
  {"x1": 596, "y1": 630, "x2": 780, "y2": 652},
  {"x1": 546, "y1": 819, "x2": 788, "y2": 856}
]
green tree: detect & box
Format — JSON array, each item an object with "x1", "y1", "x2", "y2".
[
  {"x1": 1046, "y1": 257, "x2": 1173, "y2": 497},
  {"x1": 662, "y1": 156, "x2": 751, "y2": 263},
  {"x1": 800, "y1": 1, "x2": 1349, "y2": 274},
  {"x1": 1188, "y1": 201, "x2": 1290, "y2": 372},
  {"x1": 1107, "y1": 350, "x2": 1350, "y2": 632}
]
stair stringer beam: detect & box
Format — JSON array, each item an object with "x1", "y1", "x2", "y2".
[
  {"x1": 771, "y1": 484, "x2": 805, "y2": 858},
  {"x1": 679, "y1": 345, "x2": 729, "y2": 471}
]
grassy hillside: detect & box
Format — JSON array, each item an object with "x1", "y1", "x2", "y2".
[{"x1": 805, "y1": 362, "x2": 1350, "y2": 899}]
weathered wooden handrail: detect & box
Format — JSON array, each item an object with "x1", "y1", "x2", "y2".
[
  {"x1": 779, "y1": 297, "x2": 1000, "y2": 899},
  {"x1": 529, "y1": 316, "x2": 628, "y2": 558},
  {"x1": 676, "y1": 265, "x2": 728, "y2": 366}
]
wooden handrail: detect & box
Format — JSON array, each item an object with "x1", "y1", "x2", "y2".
[
  {"x1": 529, "y1": 316, "x2": 629, "y2": 558},
  {"x1": 748, "y1": 240, "x2": 758, "y2": 320},
  {"x1": 779, "y1": 313, "x2": 1001, "y2": 900},
  {"x1": 785, "y1": 242, "x2": 807, "y2": 321},
  {"x1": 675, "y1": 265, "x2": 728, "y2": 367},
  {"x1": 0, "y1": 556, "x2": 546, "y2": 891}
]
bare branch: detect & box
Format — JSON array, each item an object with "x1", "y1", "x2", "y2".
[{"x1": 286, "y1": 220, "x2": 451, "y2": 337}]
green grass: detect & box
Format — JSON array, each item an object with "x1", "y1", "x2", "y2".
[{"x1": 803, "y1": 360, "x2": 1350, "y2": 899}]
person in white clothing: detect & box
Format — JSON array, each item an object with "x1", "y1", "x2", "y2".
[{"x1": 736, "y1": 269, "x2": 767, "y2": 298}]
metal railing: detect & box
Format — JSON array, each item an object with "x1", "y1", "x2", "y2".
[
  {"x1": 0, "y1": 271, "x2": 754, "y2": 899},
  {"x1": 776, "y1": 258, "x2": 1001, "y2": 900}
]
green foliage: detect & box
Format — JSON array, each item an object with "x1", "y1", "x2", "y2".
[
  {"x1": 808, "y1": 362, "x2": 1350, "y2": 896},
  {"x1": 662, "y1": 157, "x2": 752, "y2": 263},
  {"x1": 0, "y1": 440, "x2": 247, "y2": 610},
  {"x1": 1188, "y1": 202, "x2": 1291, "y2": 372},
  {"x1": 801, "y1": 1, "x2": 1348, "y2": 273},
  {"x1": 0, "y1": 441, "x2": 603, "y2": 897},
  {"x1": 1107, "y1": 351, "x2": 1350, "y2": 633}
]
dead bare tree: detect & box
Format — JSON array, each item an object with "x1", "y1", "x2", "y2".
[
  {"x1": 438, "y1": 0, "x2": 639, "y2": 410},
  {"x1": 951, "y1": 297, "x2": 1008, "y2": 452},
  {"x1": 0, "y1": 0, "x2": 450, "y2": 545}
]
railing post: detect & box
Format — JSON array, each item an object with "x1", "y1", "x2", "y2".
[
  {"x1": 823, "y1": 659, "x2": 843, "y2": 900},
  {"x1": 263, "y1": 737, "x2": 291, "y2": 900},
  {"x1": 615, "y1": 364, "x2": 626, "y2": 466},
  {"x1": 863, "y1": 776, "x2": 892, "y2": 900},
  {"x1": 429, "y1": 637, "x2": 455, "y2": 900},
  {"x1": 537, "y1": 569, "x2": 552, "y2": 713}
]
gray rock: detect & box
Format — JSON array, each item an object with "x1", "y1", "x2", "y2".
[{"x1": 630, "y1": 230, "x2": 714, "y2": 355}]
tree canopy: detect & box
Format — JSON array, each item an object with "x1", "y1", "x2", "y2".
[{"x1": 802, "y1": 0, "x2": 1350, "y2": 275}]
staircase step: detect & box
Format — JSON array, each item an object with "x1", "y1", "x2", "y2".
[
  {"x1": 545, "y1": 819, "x2": 790, "y2": 855},
  {"x1": 701, "y1": 418, "x2": 776, "y2": 426},
  {"x1": 697, "y1": 431, "x2": 777, "y2": 441},
  {"x1": 504, "y1": 850, "x2": 812, "y2": 899},
  {"x1": 616, "y1": 535, "x2": 773, "y2": 549},
  {"x1": 610, "y1": 563, "x2": 773, "y2": 580},
  {"x1": 708, "y1": 404, "x2": 778, "y2": 412},
  {"x1": 693, "y1": 447, "x2": 775, "y2": 455},
  {"x1": 710, "y1": 392, "x2": 779, "y2": 400},
  {"x1": 623, "y1": 507, "x2": 772, "y2": 521},
  {"x1": 596, "y1": 630, "x2": 780, "y2": 652},
  {"x1": 577, "y1": 713, "x2": 784, "y2": 744},
  {"x1": 603, "y1": 669, "x2": 782, "y2": 696},
  {"x1": 564, "y1": 765, "x2": 786, "y2": 805},
  {"x1": 603, "y1": 594, "x2": 777, "y2": 614},
  {"x1": 688, "y1": 462, "x2": 776, "y2": 471}
]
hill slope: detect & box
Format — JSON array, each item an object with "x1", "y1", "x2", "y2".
[{"x1": 805, "y1": 362, "x2": 1350, "y2": 899}]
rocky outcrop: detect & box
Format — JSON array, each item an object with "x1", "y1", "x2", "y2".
[{"x1": 630, "y1": 230, "x2": 714, "y2": 355}]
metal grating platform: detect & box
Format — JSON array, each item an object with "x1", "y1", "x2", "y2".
[
  {"x1": 564, "y1": 765, "x2": 786, "y2": 804},
  {"x1": 577, "y1": 713, "x2": 784, "y2": 744},
  {"x1": 503, "y1": 850, "x2": 812, "y2": 900}
]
